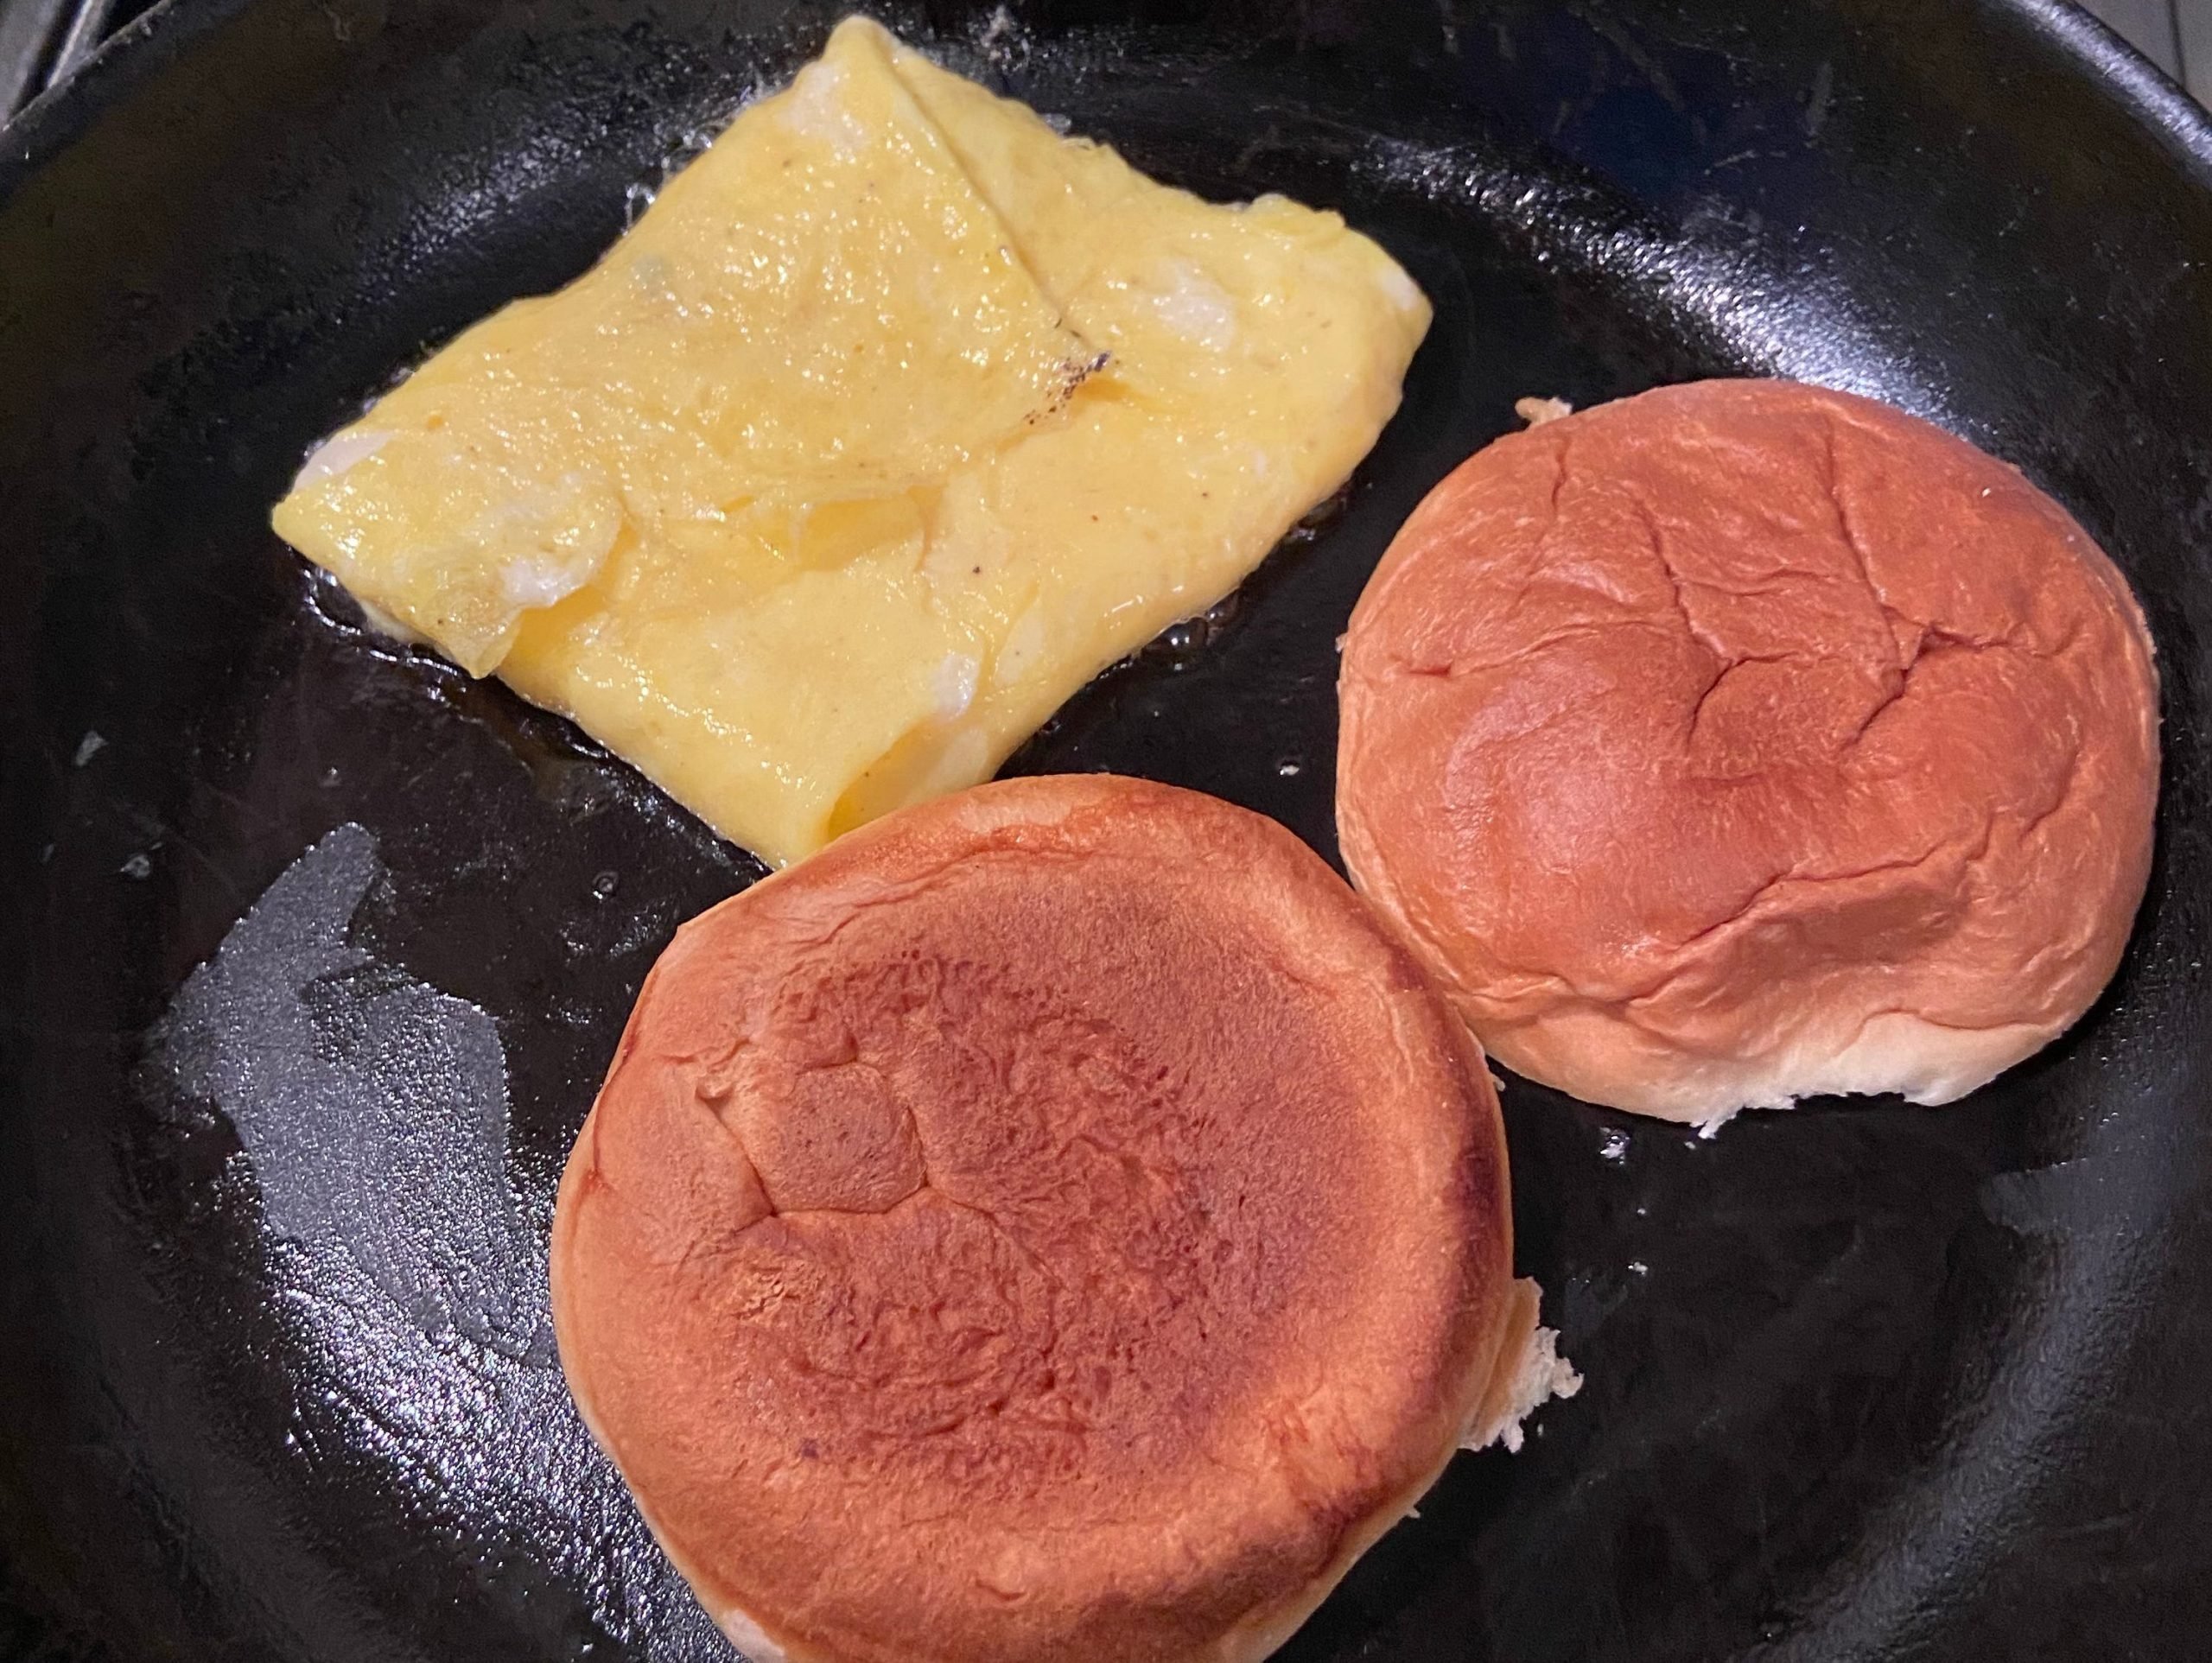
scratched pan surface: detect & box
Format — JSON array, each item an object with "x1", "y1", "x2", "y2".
[{"x1": 1, "y1": 0, "x2": 2210, "y2": 1659}]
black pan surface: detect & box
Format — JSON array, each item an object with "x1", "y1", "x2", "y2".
[{"x1": 1, "y1": 2, "x2": 2209, "y2": 1659}]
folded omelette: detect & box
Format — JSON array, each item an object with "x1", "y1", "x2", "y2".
[{"x1": 273, "y1": 16, "x2": 1431, "y2": 866}]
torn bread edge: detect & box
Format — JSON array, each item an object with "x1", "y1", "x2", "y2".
[
  {"x1": 1514, "y1": 395, "x2": 1573, "y2": 428},
  {"x1": 1463, "y1": 1277, "x2": 1581, "y2": 1454}
]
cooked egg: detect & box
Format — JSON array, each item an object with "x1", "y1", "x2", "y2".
[{"x1": 274, "y1": 16, "x2": 1430, "y2": 866}]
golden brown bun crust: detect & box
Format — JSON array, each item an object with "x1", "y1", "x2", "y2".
[
  {"x1": 1338, "y1": 379, "x2": 2160, "y2": 1120},
  {"x1": 551, "y1": 775, "x2": 1516, "y2": 1663}
]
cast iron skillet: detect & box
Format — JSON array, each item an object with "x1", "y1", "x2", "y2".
[{"x1": 1, "y1": 1, "x2": 2209, "y2": 1659}]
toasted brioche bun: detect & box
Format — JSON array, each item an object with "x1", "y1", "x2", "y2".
[
  {"x1": 1338, "y1": 379, "x2": 2159, "y2": 1121},
  {"x1": 552, "y1": 774, "x2": 1535, "y2": 1663}
]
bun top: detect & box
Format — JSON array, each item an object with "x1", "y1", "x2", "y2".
[
  {"x1": 551, "y1": 774, "x2": 1517, "y2": 1663},
  {"x1": 1338, "y1": 379, "x2": 2159, "y2": 1118}
]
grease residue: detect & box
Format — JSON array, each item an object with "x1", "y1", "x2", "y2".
[
  {"x1": 151, "y1": 825, "x2": 730, "y2": 1656},
  {"x1": 157, "y1": 824, "x2": 550, "y2": 1362}
]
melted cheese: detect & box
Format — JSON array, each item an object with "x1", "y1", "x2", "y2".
[{"x1": 274, "y1": 16, "x2": 1430, "y2": 866}]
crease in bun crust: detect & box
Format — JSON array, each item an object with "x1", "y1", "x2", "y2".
[
  {"x1": 552, "y1": 775, "x2": 1550, "y2": 1663},
  {"x1": 1338, "y1": 379, "x2": 2160, "y2": 1122}
]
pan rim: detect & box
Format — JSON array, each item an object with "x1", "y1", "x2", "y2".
[{"x1": 3, "y1": 0, "x2": 2211, "y2": 212}]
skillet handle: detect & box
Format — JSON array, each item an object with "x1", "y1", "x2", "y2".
[{"x1": 0, "y1": 0, "x2": 115, "y2": 124}]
